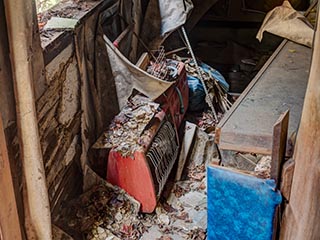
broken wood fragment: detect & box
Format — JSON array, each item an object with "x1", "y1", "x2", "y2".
[
  {"x1": 175, "y1": 122, "x2": 197, "y2": 181},
  {"x1": 280, "y1": 159, "x2": 295, "y2": 201}
]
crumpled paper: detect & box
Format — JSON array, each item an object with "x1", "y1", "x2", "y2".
[{"x1": 256, "y1": 1, "x2": 314, "y2": 47}]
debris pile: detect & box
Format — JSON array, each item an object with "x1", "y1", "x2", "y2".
[
  {"x1": 173, "y1": 55, "x2": 231, "y2": 115},
  {"x1": 185, "y1": 58, "x2": 232, "y2": 113},
  {"x1": 139, "y1": 128, "x2": 215, "y2": 240},
  {"x1": 146, "y1": 47, "x2": 180, "y2": 82},
  {"x1": 38, "y1": 0, "x2": 93, "y2": 29},
  {"x1": 57, "y1": 184, "x2": 144, "y2": 240},
  {"x1": 254, "y1": 155, "x2": 272, "y2": 179},
  {"x1": 140, "y1": 179, "x2": 207, "y2": 240},
  {"x1": 226, "y1": 152, "x2": 272, "y2": 179},
  {"x1": 37, "y1": 0, "x2": 97, "y2": 46},
  {"x1": 197, "y1": 111, "x2": 224, "y2": 133},
  {"x1": 58, "y1": 127, "x2": 217, "y2": 239},
  {"x1": 95, "y1": 95, "x2": 159, "y2": 157}
]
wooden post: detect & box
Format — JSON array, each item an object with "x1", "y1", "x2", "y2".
[
  {"x1": 280, "y1": 4, "x2": 320, "y2": 239},
  {"x1": 3, "y1": 0, "x2": 52, "y2": 239}
]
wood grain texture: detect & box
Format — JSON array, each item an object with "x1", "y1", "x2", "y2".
[
  {"x1": 271, "y1": 110, "x2": 289, "y2": 185},
  {"x1": 4, "y1": 0, "x2": 52, "y2": 238},
  {"x1": 0, "y1": 116, "x2": 22, "y2": 240},
  {"x1": 280, "y1": 159, "x2": 295, "y2": 201},
  {"x1": 280, "y1": 3, "x2": 320, "y2": 239}
]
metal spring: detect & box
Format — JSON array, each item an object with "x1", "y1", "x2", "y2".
[{"x1": 146, "y1": 121, "x2": 179, "y2": 197}]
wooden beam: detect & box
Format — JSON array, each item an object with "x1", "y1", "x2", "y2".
[
  {"x1": 3, "y1": 0, "x2": 52, "y2": 239},
  {"x1": 280, "y1": 3, "x2": 320, "y2": 239},
  {"x1": 0, "y1": 116, "x2": 22, "y2": 240}
]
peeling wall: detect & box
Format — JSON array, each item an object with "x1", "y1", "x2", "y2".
[
  {"x1": 37, "y1": 43, "x2": 83, "y2": 217},
  {"x1": 36, "y1": 0, "x2": 120, "y2": 217}
]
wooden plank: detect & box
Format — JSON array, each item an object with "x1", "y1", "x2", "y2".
[
  {"x1": 215, "y1": 40, "x2": 288, "y2": 144},
  {"x1": 271, "y1": 110, "x2": 289, "y2": 185},
  {"x1": 280, "y1": 3, "x2": 320, "y2": 239},
  {"x1": 218, "y1": 131, "x2": 273, "y2": 155},
  {"x1": 136, "y1": 52, "x2": 150, "y2": 70},
  {"x1": 280, "y1": 158, "x2": 295, "y2": 201},
  {"x1": 217, "y1": 41, "x2": 311, "y2": 156},
  {"x1": 0, "y1": 116, "x2": 22, "y2": 240},
  {"x1": 175, "y1": 122, "x2": 197, "y2": 181}
]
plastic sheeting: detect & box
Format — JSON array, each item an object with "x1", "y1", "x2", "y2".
[
  {"x1": 103, "y1": 35, "x2": 174, "y2": 108},
  {"x1": 257, "y1": 1, "x2": 314, "y2": 47},
  {"x1": 207, "y1": 166, "x2": 282, "y2": 240},
  {"x1": 188, "y1": 61, "x2": 229, "y2": 112}
]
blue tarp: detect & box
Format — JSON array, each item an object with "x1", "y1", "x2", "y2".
[
  {"x1": 207, "y1": 166, "x2": 282, "y2": 240},
  {"x1": 187, "y1": 62, "x2": 229, "y2": 112}
]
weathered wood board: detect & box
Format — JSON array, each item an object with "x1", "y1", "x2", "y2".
[
  {"x1": 216, "y1": 41, "x2": 311, "y2": 155},
  {"x1": 0, "y1": 116, "x2": 22, "y2": 240}
]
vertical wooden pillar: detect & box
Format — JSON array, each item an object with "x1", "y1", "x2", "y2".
[
  {"x1": 3, "y1": 0, "x2": 52, "y2": 239},
  {"x1": 280, "y1": 5, "x2": 320, "y2": 240},
  {"x1": 0, "y1": 0, "x2": 26, "y2": 237}
]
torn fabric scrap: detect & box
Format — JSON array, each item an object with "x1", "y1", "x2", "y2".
[{"x1": 256, "y1": 1, "x2": 314, "y2": 47}]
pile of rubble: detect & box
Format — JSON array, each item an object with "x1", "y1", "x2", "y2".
[
  {"x1": 55, "y1": 127, "x2": 214, "y2": 240},
  {"x1": 57, "y1": 183, "x2": 144, "y2": 240},
  {"x1": 139, "y1": 128, "x2": 216, "y2": 240},
  {"x1": 140, "y1": 175, "x2": 207, "y2": 239},
  {"x1": 95, "y1": 95, "x2": 159, "y2": 157}
]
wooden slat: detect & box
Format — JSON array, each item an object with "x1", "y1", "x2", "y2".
[
  {"x1": 0, "y1": 116, "x2": 22, "y2": 240},
  {"x1": 175, "y1": 122, "x2": 197, "y2": 181},
  {"x1": 136, "y1": 52, "x2": 150, "y2": 70},
  {"x1": 271, "y1": 110, "x2": 289, "y2": 185}
]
